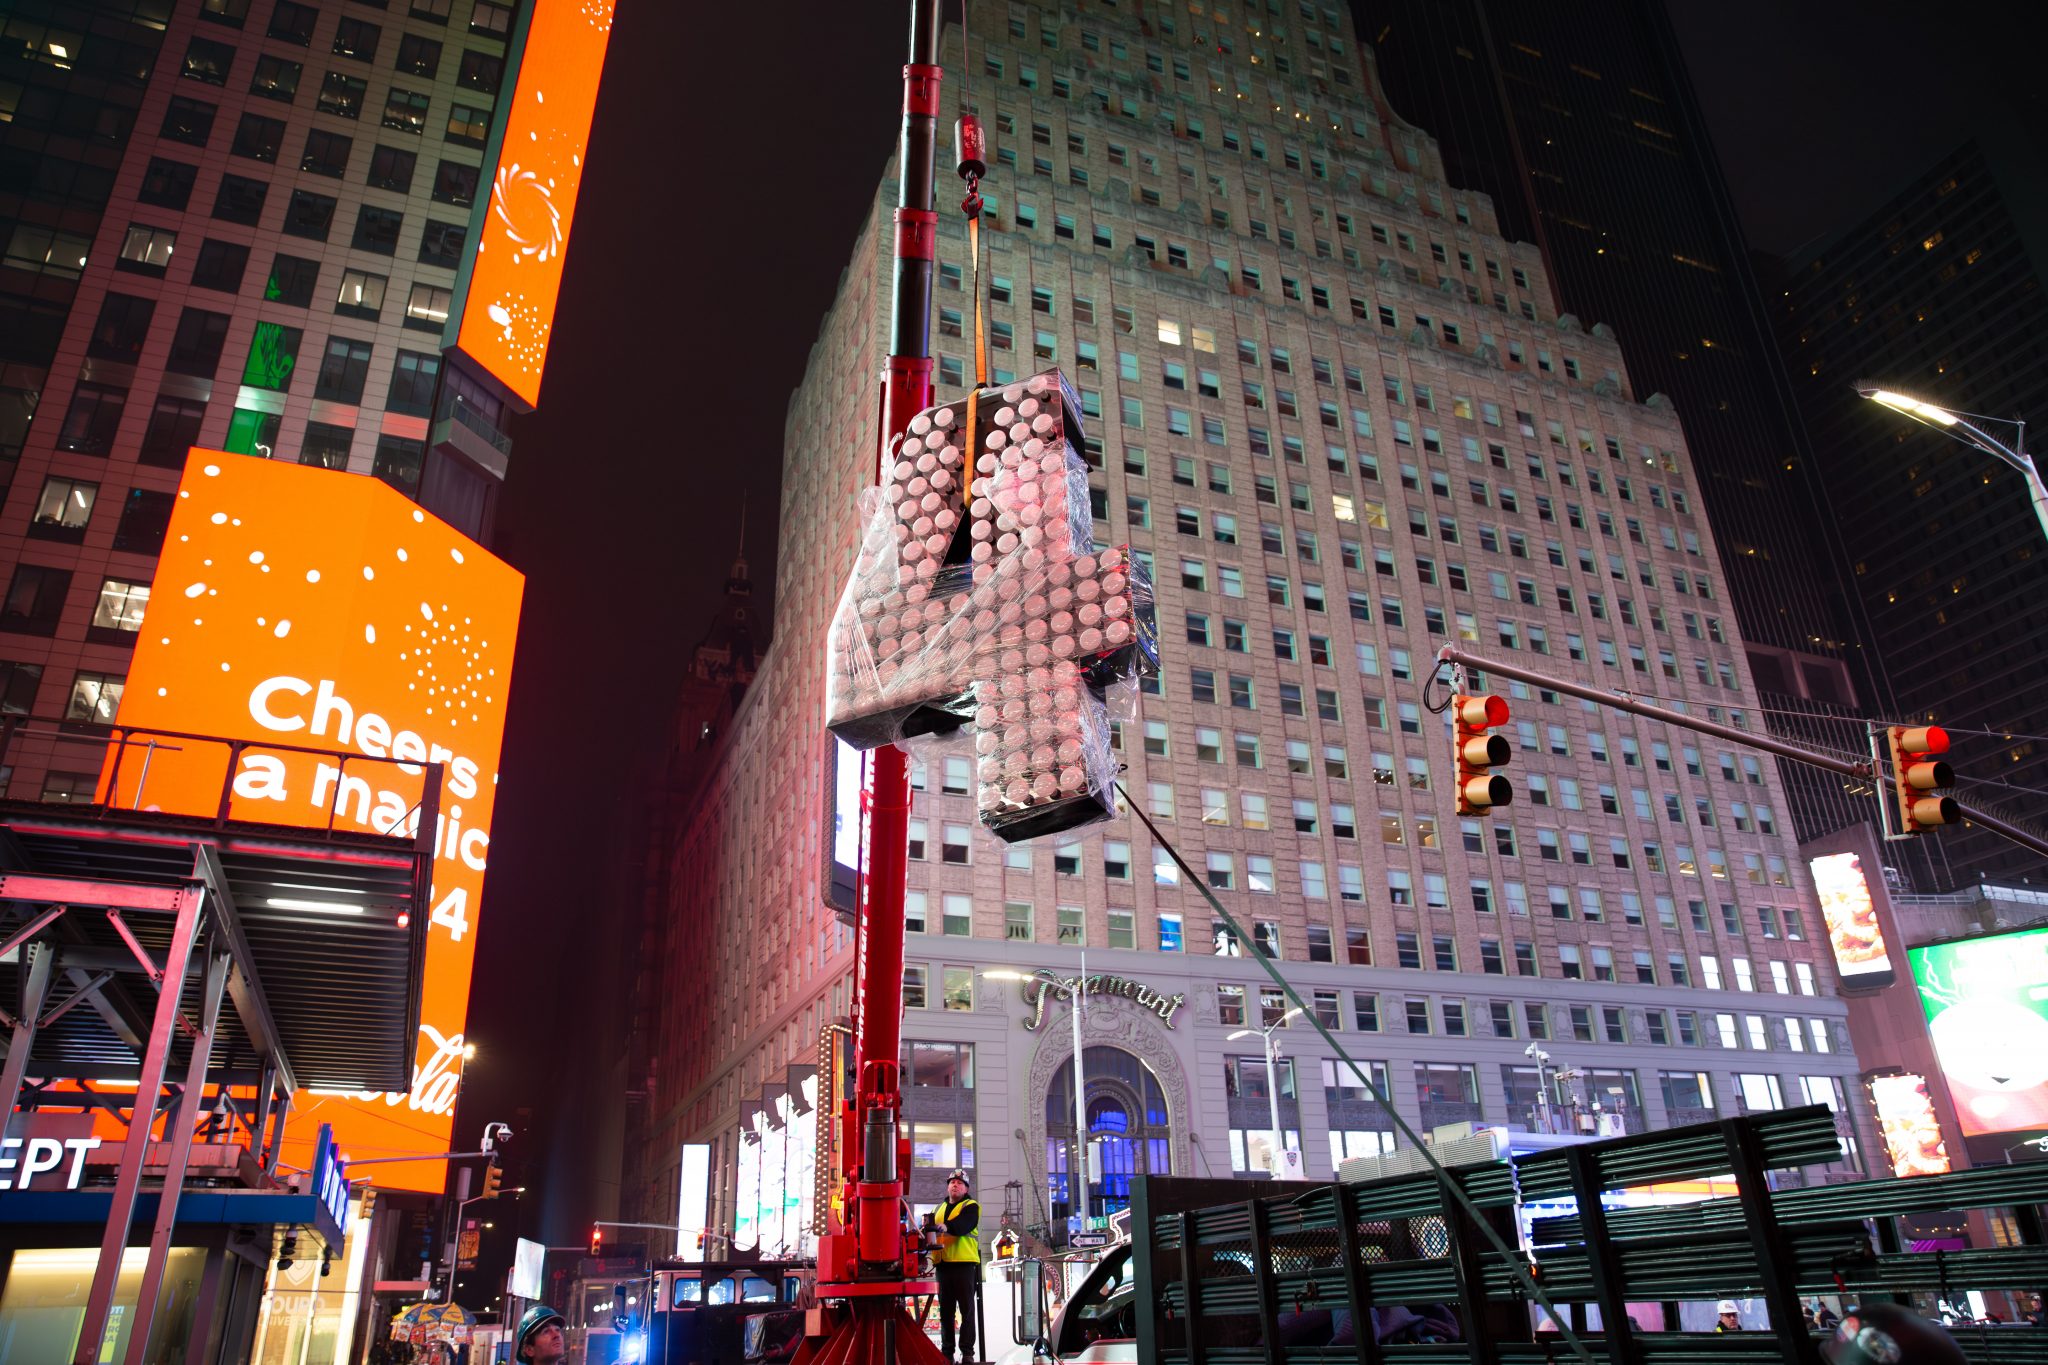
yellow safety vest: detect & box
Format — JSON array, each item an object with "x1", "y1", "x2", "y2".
[{"x1": 934, "y1": 1197, "x2": 980, "y2": 1263}]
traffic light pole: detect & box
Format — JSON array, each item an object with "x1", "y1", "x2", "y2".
[{"x1": 1434, "y1": 645, "x2": 2048, "y2": 861}]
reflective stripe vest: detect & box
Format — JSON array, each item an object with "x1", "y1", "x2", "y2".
[{"x1": 934, "y1": 1197, "x2": 980, "y2": 1263}]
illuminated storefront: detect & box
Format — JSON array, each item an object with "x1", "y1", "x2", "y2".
[{"x1": 708, "y1": 939, "x2": 1870, "y2": 1253}]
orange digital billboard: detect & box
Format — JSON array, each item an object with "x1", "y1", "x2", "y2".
[
  {"x1": 111, "y1": 452, "x2": 524, "y2": 1190},
  {"x1": 453, "y1": 0, "x2": 615, "y2": 408}
]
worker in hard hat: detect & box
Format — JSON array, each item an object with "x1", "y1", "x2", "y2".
[
  {"x1": 929, "y1": 1169, "x2": 981, "y2": 1364},
  {"x1": 516, "y1": 1305, "x2": 567, "y2": 1364}
]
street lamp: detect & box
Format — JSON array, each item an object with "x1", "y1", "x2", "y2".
[
  {"x1": 1524, "y1": 1044, "x2": 1555, "y2": 1133},
  {"x1": 1855, "y1": 382, "x2": 2048, "y2": 547},
  {"x1": 1229, "y1": 1006, "x2": 1304, "y2": 1178},
  {"x1": 2002, "y1": 1135, "x2": 2048, "y2": 1164},
  {"x1": 989, "y1": 960, "x2": 1093, "y2": 1240}
]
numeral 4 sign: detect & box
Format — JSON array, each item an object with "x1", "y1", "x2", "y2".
[{"x1": 827, "y1": 368, "x2": 1157, "y2": 842}]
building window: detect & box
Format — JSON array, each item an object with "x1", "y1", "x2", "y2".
[
  {"x1": 139, "y1": 158, "x2": 199, "y2": 210},
  {"x1": 91, "y1": 578, "x2": 150, "y2": 634},
  {"x1": 190, "y1": 239, "x2": 250, "y2": 293},
  {"x1": 65, "y1": 671, "x2": 125, "y2": 724},
  {"x1": 139, "y1": 395, "x2": 207, "y2": 468},
  {"x1": 316, "y1": 71, "x2": 367, "y2": 119},
  {"x1": 313, "y1": 338, "x2": 374, "y2": 403},
  {"x1": 240, "y1": 322, "x2": 304, "y2": 391},
  {"x1": 183, "y1": 37, "x2": 240, "y2": 84},
  {"x1": 269, "y1": 1, "x2": 318, "y2": 43},
  {"x1": 456, "y1": 49, "x2": 504, "y2": 95},
  {"x1": 2, "y1": 565, "x2": 72, "y2": 635},
  {"x1": 903, "y1": 967, "x2": 927, "y2": 1010},
  {"x1": 352, "y1": 206, "x2": 404, "y2": 255},
  {"x1": 161, "y1": 96, "x2": 219, "y2": 146},
  {"x1": 417, "y1": 220, "x2": 465, "y2": 267},
  {"x1": 116, "y1": 225, "x2": 177, "y2": 275},
  {"x1": 87, "y1": 294, "x2": 156, "y2": 362},
  {"x1": 470, "y1": 1, "x2": 514, "y2": 37},
  {"x1": 942, "y1": 970, "x2": 974, "y2": 1015},
  {"x1": 233, "y1": 112, "x2": 287, "y2": 162},
  {"x1": 405, "y1": 283, "x2": 451, "y2": 331},
  {"x1": 432, "y1": 159, "x2": 480, "y2": 206},
  {"x1": 396, "y1": 33, "x2": 443, "y2": 78},
  {"x1": 332, "y1": 17, "x2": 382, "y2": 61},
  {"x1": 368, "y1": 143, "x2": 419, "y2": 192},
  {"x1": 264, "y1": 254, "x2": 320, "y2": 308},
  {"x1": 57, "y1": 383, "x2": 127, "y2": 455},
  {"x1": 445, "y1": 104, "x2": 490, "y2": 148},
  {"x1": 371, "y1": 435, "x2": 423, "y2": 494},
  {"x1": 282, "y1": 189, "x2": 339, "y2": 239},
  {"x1": 299, "y1": 423, "x2": 353, "y2": 470},
  {"x1": 212, "y1": 173, "x2": 270, "y2": 226},
  {"x1": 336, "y1": 269, "x2": 389, "y2": 320},
  {"x1": 383, "y1": 88, "x2": 432, "y2": 133},
  {"x1": 250, "y1": 54, "x2": 302, "y2": 100},
  {"x1": 386, "y1": 350, "x2": 441, "y2": 416},
  {"x1": 294, "y1": 127, "x2": 356, "y2": 178},
  {"x1": 112, "y1": 489, "x2": 176, "y2": 556},
  {"x1": 166, "y1": 309, "x2": 232, "y2": 377}
]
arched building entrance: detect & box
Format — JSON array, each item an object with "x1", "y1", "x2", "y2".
[{"x1": 1044, "y1": 1045, "x2": 1171, "y2": 1231}]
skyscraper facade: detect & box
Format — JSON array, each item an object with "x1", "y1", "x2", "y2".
[
  {"x1": 1, "y1": 0, "x2": 564, "y2": 795},
  {"x1": 1353, "y1": 0, "x2": 1930, "y2": 880},
  {"x1": 628, "y1": 1, "x2": 1874, "y2": 1252},
  {"x1": 1776, "y1": 132, "x2": 2048, "y2": 886}
]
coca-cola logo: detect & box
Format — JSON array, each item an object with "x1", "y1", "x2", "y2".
[{"x1": 332, "y1": 1025, "x2": 466, "y2": 1115}]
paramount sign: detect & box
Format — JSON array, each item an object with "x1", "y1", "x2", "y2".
[{"x1": 1019, "y1": 969, "x2": 1186, "y2": 1031}]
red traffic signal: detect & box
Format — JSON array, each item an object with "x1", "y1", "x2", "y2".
[
  {"x1": 590, "y1": 1223, "x2": 604, "y2": 1257},
  {"x1": 1453, "y1": 694, "x2": 1514, "y2": 816},
  {"x1": 1886, "y1": 725, "x2": 1958, "y2": 833}
]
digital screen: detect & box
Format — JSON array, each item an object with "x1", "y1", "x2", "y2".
[
  {"x1": 111, "y1": 451, "x2": 525, "y2": 1190},
  {"x1": 676, "y1": 1143, "x2": 711, "y2": 1261},
  {"x1": 1869, "y1": 1074, "x2": 1951, "y2": 1178},
  {"x1": 511, "y1": 1238, "x2": 546, "y2": 1299},
  {"x1": 822, "y1": 737, "x2": 863, "y2": 917},
  {"x1": 733, "y1": 1125, "x2": 760, "y2": 1251},
  {"x1": 1909, "y1": 926, "x2": 2048, "y2": 1136},
  {"x1": 1810, "y1": 852, "x2": 1896, "y2": 989},
  {"x1": 451, "y1": 0, "x2": 615, "y2": 407}
]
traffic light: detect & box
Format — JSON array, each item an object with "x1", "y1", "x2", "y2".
[
  {"x1": 479, "y1": 1161, "x2": 503, "y2": 1200},
  {"x1": 590, "y1": 1223, "x2": 604, "y2": 1257},
  {"x1": 1887, "y1": 725, "x2": 1958, "y2": 833},
  {"x1": 1453, "y1": 694, "x2": 1514, "y2": 815}
]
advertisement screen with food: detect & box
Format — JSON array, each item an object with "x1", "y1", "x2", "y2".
[
  {"x1": 1908, "y1": 926, "x2": 2048, "y2": 1137},
  {"x1": 1869, "y1": 1073, "x2": 1951, "y2": 1178},
  {"x1": 1810, "y1": 852, "x2": 1895, "y2": 990}
]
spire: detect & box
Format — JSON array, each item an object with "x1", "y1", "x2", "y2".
[{"x1": 726, "y1": 488, "x2": 751, "y2": 597}]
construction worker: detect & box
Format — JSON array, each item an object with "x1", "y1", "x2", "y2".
[
  {"x1": 931, "y1": 1169, "x2": 981, "y2": 1365},
  {"x1": 515, "y1": 1305, "x2": 567, "y2": 1364},
  {"x1": 1716, "y1": 1301, "x2": 1745, "y2": 1333}
]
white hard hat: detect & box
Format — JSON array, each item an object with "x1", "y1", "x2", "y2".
[{"x1": 1717, "y1": 1301, "x2": 1740, "y2": 1315}]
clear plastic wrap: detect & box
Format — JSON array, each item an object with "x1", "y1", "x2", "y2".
[{"x1": 825, "y1": 367, "x2": 1160, "y2": 841}]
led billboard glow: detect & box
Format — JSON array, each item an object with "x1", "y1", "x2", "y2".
[
  {"x1": 511, "y1": 1238, "x2": 546, "y2": 1299},
  {"x1": 452, "y1": 0, "x2": 615, "y2": 407},
  {"x1": 111, "y1": 452, "x2": 525, "y2": 1189},
  {"x1": 677, "y1": 1143, "x2": 711, "y2": 1260},
  {"x1": 1810, "y1": 852, "x2": 1896, "y2": 989},
  {"x1": 1869, "y1": 1074, "x2": 1951, "y2": 1178},
  {"x1": 1909, "y1": 925, "x2": 2048, "y2": 1137}
]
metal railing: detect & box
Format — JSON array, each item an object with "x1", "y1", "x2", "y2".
[{"x1": 0, "y1": 713, "x2": 444, "y2": 843}]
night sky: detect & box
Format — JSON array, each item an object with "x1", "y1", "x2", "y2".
[{"x1": 448, "y1": 0, "x2": 2031, "y2": 1266}]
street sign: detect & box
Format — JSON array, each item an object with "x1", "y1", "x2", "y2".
[{"x1": 1070, "y1": 1233, "x2": 1109, "y2": 1249}]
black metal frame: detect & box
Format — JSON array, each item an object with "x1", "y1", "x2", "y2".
[{"x1": 1130, "y1": 1108, "x2": 2048, "y2": 1365}]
